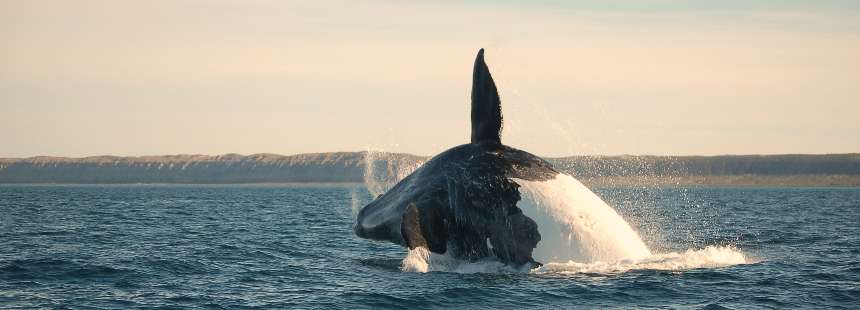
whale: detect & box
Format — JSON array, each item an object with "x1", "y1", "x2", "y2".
[{"x1": 354, "y1": 49, "x2": 559, "y2": 267}]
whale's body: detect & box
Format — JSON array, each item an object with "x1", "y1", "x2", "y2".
[{"x1": 354, "y1": 49, "x2": 559, "y2": 266}]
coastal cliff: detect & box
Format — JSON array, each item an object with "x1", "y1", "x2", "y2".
[
  {"x1": 0, "y1": 152, "x2": 420, "y2": 184},
  {"x1": 1, "y1": 152, "x2": 858, "y2": 186}
]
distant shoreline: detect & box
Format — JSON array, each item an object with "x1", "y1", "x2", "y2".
[
  {"x1": 580, "y1": 174, "x2": 860, "y2": 187},
  {"x1": 1, "y1": 152, "x2": 858, "y2": 187},
  {"x1": 0, "y1": 175, "x2": 860, "y2": 188},
  {"x1": 1, "y1": 176, "x2": 858, "y2": 187}
]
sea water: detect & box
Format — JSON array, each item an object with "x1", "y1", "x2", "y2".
[{"x1": 1, "y1": 184, "x2": 858, "y2": 308}]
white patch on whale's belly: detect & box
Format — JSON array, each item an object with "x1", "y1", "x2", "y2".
[{"x1": 514, "y1": 174, "x2": 652, "y2": 263}]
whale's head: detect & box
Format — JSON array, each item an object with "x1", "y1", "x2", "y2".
[{"x1": 354, "y1": 148, "x2": 455, "y2": 250}]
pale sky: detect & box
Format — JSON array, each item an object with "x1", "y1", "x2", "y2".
[{"x1": 2, "y1": 0, "x2": 859, "y2": 158}]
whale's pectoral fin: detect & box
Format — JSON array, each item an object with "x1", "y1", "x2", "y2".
[
  {"x1": 401, "y1": 202, "x2": 448, "y2": 254},
  {"x1": 489, "y1": 211, "x2": 541, "y2": 266},
  {"x1": 471, "y1": 48, "x2": 503, "y2": 145}
]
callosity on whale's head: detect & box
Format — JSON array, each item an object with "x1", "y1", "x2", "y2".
[{"x1": 354, "y1": 49, "x2": 558, "y2": 266}]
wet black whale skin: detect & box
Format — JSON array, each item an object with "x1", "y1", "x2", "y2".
[{"x1": 354, "y1": 142, "x2": 558, "y2": 266}]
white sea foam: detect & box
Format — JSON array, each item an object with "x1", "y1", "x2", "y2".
[
  {"x1": 401, "y1": 247, "x2": 530, "y2": 274},
  {"x1": 533, "y1": 245, "x2": 747, "y2": 275},
  {"x1": 400, "y1": 247, "x2": 432, "y2": 273},
  {"x1": 401, "y1": 245, "x2": 747, "y2": 275}
]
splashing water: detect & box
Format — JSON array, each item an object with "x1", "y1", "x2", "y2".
[
  {"x1": 350, "y1": 150, "x2": 424, "y2": 219},
  {"x1": 349, "y1": 187, "x2": 362, "y2": 217},
  {"x1": 534, "y1": 245, "x2": 747, "y2": 275},
  {"x1": 401, "y1": 173, "x2": 748, "y2": 274},
  {"x1": 401, "y1": 247, "x2": 531, "y2": 274},
  {"x1": 401, "y1": 247, "x2": 432, "y2": 273},
  {"x1": 362, "y1": 150, "x2": 425, "y2": 197}
]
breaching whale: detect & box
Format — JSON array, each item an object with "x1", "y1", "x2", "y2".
[{"x1": 354, "y1": 49, "x2": 559, "y2": 267}]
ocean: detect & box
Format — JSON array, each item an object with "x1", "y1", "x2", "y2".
[{"x1": 1, "y1": 183, "x2": 858, "y2": 309}]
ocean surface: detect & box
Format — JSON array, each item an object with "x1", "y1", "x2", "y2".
[{"x1": 1, "y1": 184, "x2": 858, "y2": 309}]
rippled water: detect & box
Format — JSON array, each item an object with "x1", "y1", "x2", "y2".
[{"x1": 1, "y1": 184, "x2": 858, "y2": 309}]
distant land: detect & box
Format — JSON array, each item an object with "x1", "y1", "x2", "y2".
[{"x1": 1, "y1": 152, "x2": 858, "y2": 187}]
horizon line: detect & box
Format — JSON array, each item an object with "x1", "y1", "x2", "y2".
[{"x1": 2, "y1": 151, "x2": 859, "y2": 161}]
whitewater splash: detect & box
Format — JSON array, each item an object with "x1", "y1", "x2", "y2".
[
  {"x1": 401, "y1": 246, "x2": 533, "y2": 274},
  {"x1": 362, "y1": 150, "x2": 424, "y2": 197},
  {"x1": 400, "y1": 174, "x2": 748, "y2": 274},
  {"x1": 534, "y1": 245, "x2": 747, "y2": 275}
]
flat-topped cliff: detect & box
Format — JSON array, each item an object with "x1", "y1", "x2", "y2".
[
  {"x1": 0, "y1": 152, "x2": 421, "y2": 184},
  {"x1": 1, "y1": 153, "x2": 858, "y2": 186}
]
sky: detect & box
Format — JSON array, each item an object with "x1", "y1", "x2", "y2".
[{"x1": 2, "y1": 0, "x2": 859, "y2": 158}]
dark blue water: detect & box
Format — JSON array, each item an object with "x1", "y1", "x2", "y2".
[{"x1": 1, "y1": 184, "x2": 858, "y2": 309}]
